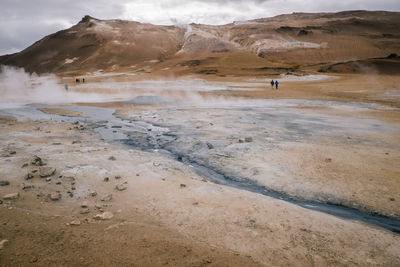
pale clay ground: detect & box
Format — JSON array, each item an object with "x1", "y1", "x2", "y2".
[
  {"x1": 1, "y1": 74, "x2": 400, "y2": 266},
  {"x1": 0, "y1": 114, "x2": 400, "y2": 266}
]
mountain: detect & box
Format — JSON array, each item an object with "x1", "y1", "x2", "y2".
[{"x1": 1, "y1": 11, "x2": 400, "y2": 76}]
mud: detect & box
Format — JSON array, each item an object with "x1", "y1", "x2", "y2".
[
  {"x1": 2, "y1": 98, "x2": 399, "y2": 233},
  {"x1": 1, "y1": 75, "x2": 400, "y2": 266}
]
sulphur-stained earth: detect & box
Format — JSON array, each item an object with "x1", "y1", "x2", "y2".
[{"x1": 1, "y1": 72, "x2": 400, "y2": 266}]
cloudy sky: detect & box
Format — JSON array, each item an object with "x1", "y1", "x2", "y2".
[{"x1": 1, "y1": 0, "x2": 399, "y2": 55}]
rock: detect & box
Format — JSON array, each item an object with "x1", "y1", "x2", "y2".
[
  {"x1": 108, "y1": 156, "x2": 116, "y2": 161},
  {"x1": 94, "y1": 211, "x2": 114, "y2": 220},
  {"x1": 0, "y1": 180, "x2": 10, "y2": 186},
  {"x1": 45, "y1": 177, "x2": 52, "y2": 182},
  {"x1": 70, "y1": 219, "x2": 81, "y2": 226},
  {"x1": 62, "y1": 176, "x2": 75, "y2": 182},
  {"x1": 0, "y1": 239, "x2": 8, "y2": 249},
  {"x1": 24, "y1": 173, "x2": 33, "y2": 180},
  {"x1": 238, "y1": 138, "x2": 245, "y2": 143},
  {"x1": 180, "y1": 184, "x2": 186, "y2": 188},
  {"x1": 21, "y1": 163, "x2": 28, "y2": 168},
  {"x1": 72, "y1": 140, "x2": 81, "y2": 144},
  {"x1": 153, "y1": 161, "x2": 160, "y2": 167},
  {"x1": 0, "y1": 200, "x2": 2, "y2": 204},
  {"x1": 3, "y1": 193, "x2": 19, "y2": 200},
  {"x1": 298, "y1": 29, "x2": 312, "y2": 36},
  {"x1": 106, "y1": 223, "x2": 122, "y2": 230},
  {"x1": 56, "y1": 181, "x2": 61, "y2": 185},
  {"x1": 81, "y1": 201, "x2": 88, "y2": 208},
  {"x1": 52, "y1": 142, "x2": 62, "y2": 145},
  {"x1": 325, "y1": 158, "x2": 332, "y2": 163},
  {"x1": 206, "y1": 142, "x2": 214, "y2": 149},
  {"x1": 115, "y1": 183, "x2": 127, "y2": 191},
  {"x1": 244, "y1": 137, "x2": 253, "y2": 142},
  {"x1": 39, "y1": 166, "x2": 56, "y2": 177},
  {"x1": 100, "y1": 194, "x2": 112, "y2": 202},
  {"x1": 103, "y1": 177, "x2": 110, "y2": 182},
  {"x1": 9, "y1": 151, "x2": 16, "y2": 155},
  {"x1": 114, "y1": 175, "x2": 121, "y2": 180},
  {"x1": 31, "y1": 155, "x2": 44, "y2": 166},
  {"x1": 389, "y1": 197, "x2": 395, "y2": 201},
  {"x1": 80, "y1": 208, "x2": 90, "y2": 214},
  {"x1": 49, "y1": 192, "x2": 61, "y2": 201},
  {"x1": 22, "y1": 184, "x2": 35, "y2": 190},
  {"x1": 90, "y1": 191, "x2": 97, "y2": 197}
]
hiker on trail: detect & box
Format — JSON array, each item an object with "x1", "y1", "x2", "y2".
[
  {"x1": 275, "y1": 80, "x2": 279, "y2": 89},
  {"x1": 270, "y1": 80, "x2": 274, "y2": 89},
  {"x1": 64, "y1": 83, "x2": 68, "y2": 91}
]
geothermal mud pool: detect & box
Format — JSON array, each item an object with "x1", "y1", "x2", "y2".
[{"x1": 1, "y1": 97, "x2": 399, "y2": 233}]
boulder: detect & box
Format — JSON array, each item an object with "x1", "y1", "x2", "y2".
[
  {"x1": 80, "y1": 208, "x2": 90, "y2": 214},
  {"x1": 69, "y1": 220, "x2": 81, "y2": 226},
  {"x1": 100, "y1": 194, "x2": 112, "y2": 202},
  {"x1": 93, "y1": 211, "x2": 114, "y2": 220},
  {"x1": 0, "y1": 239, "x2": 8, "y2": 250},
  {"x1": 49, "y1": 192, "x2": 61, "y2": 201},
  {"x1": 31, "y1": 155, "x2": 44, "y2": 166},
  {"x1": 0, "y1": 180, "x2": 10, "y2": 186},
  {"x1": 24, "y1": 173, "x2": 33, "y2": 180},
  {"x1": 3, "y1": 193, "x2": 19, "y2": 200},
  {"x1": 115, "y1": 183, "x2": 127, "y2": 191},
  {"x1": 244, "y1": 137, "x2": 253, "y2": 142},
  {"x1": 39, "y1": 167, "x2": 56, "y2": 177}
]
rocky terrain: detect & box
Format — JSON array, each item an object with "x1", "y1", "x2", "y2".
[
  {"x1": 0, "y1": 107, "x2": 399, "y2": 266},
  {"x1": 0, "y1": 9, "x2": 400, "y2": 267}
]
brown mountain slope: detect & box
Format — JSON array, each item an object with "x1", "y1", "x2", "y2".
[
  {"x1": 0, "y1": 16, "x2": 185, "y2": 73},
  {"x1": 1, "y1": 11, "x2": 400, "y2": 75}
]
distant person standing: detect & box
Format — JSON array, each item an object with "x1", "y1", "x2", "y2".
[
  {"x1": 64, "y1": 83, "x2": 68, "y2": 91},
  {"x1": 275, "y1": 80, "x2": 279, "y2": 89},
  {"x1": 270, "y1": 80, "x2": 274, "y2": 89}
]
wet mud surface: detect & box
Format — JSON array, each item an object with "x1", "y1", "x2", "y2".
[{"x1": 2, "y1": 99, "x2": 399, "y2": 233}]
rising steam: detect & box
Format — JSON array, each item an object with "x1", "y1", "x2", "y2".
[{"x1": 0, "y1": 65, "x2": 121, "y2": 108}]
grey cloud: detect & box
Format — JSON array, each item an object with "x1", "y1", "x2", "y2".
[{"x1": 0, "y1": 0, "x2": 129, "y2": 55}]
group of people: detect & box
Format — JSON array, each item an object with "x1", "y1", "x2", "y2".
[
  {"x1": 270, "y1": 79, "x2": 279, "y2": 89},
  {"x1": 64, "y1": 77, "x2": 86, "y2": 91}
]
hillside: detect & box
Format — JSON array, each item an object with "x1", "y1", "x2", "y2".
[{"x1": 1, "y1": 11, "x2": 400, "y2": 75}]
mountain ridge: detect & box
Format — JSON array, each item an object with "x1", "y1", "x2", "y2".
[{"x1": 1, "y1": 10, "x2": 399, "y2": 76}]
